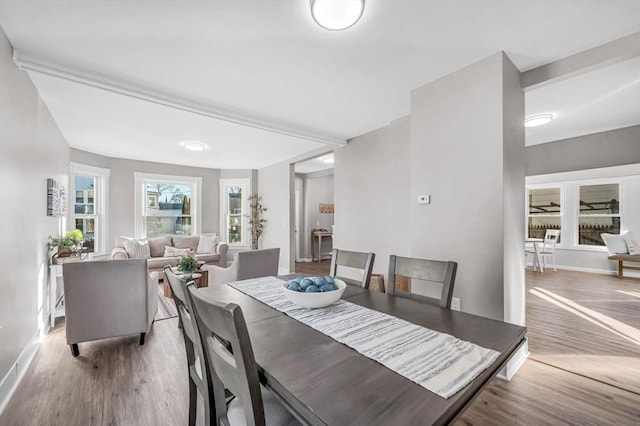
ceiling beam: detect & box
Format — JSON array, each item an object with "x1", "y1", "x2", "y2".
[
  {"x1": 12, "y1": 49, "x2": 346, "y2": 147},
  {"x1": 521, "y1": 32, "x2": 640, "y2": 91}
]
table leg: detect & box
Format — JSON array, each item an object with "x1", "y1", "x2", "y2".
[{"x1": 318, "y1": 235, "x2": 322, "y2": 262}]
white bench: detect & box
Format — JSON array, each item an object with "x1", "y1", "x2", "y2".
[{"x1": 608, "y1": 253, "x2": 640, "y2": 278}]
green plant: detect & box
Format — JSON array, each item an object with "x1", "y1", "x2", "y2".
[
  {"x1": 48, "y1": 230, "x2": 84, "y2": 249},
  {"x1": 178, "y1": 254, "x2": 198, "y2": 272},
  {"x1": 247, "y1": 194, "x2": 267, "y2": 250}
]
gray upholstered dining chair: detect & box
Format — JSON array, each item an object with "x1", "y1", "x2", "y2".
[
  {"x1": 204, "y1": 248, "x2": 280, "y2": 287},
  {"x1": 185, "y1": 283, "x2": 300, "y2": 426},
  {"x1": 63, "y1": 259, "x2": 158, "y2": 357},
  {"x1": 329, "y1": 249, "x2": 375, "y2": 289},
  {"x1": 164, "y1": 266, "x2": 214, "y2": 426},
  {"x1": 387, "y1": 255, "x2": 457, "y2": 309}
]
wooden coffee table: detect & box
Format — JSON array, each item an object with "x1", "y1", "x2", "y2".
[{"x1": 163, "y1": 269, "x2": 208, "y2": 298}]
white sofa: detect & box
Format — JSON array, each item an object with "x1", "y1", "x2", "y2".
[{"x1": 111, "y1": 234, "x2": 229, "y2": 273}]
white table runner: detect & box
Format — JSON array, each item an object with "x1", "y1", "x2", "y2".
[{"x1": 228, "y1": 277, "x2": 500, "y2": 399}]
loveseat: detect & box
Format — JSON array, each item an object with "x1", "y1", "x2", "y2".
[{"x1": 111, "y1": 234, "x2": 228, "y2": 273}]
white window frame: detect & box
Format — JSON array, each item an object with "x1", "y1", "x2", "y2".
[
  {"x1": 525, "y1": 184, "x2": 564, "y2": 247},
  {"x1": 70, "y1": 162, "x2": 110, "y2": 255},
  {"x1": 220, "y1": 178, "x2": 251, "y2": 249},
  {"x1": 573, "y1": 178, "x2": 624, "y2": 250},
  {"x1": 134, "y1": 172, "x2": 202, "y2": 238}
]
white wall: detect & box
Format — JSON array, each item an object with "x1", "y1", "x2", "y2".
[
  {"x1": 334, "y1": 116, "x2": 412, "y2": 277},
  {"x1": 0, "y1": 26, "x2": 70, "y2": 383}
]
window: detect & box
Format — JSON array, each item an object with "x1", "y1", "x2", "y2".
[
  {"x1": 134, "y1": 173, "x2": 202, "y2": 238},
  {"x1": 527, "y1": 187, "x2": 561, "y2": 242},
  {"x1": 71, "y1": 163, "x2": 109, "y2": 254},
  {"x1": 220, "y1": 179, "x2": 249, "y2": 247},
  {"x1": 578, "y1": 183, "x2": 621, "y2": 246}
]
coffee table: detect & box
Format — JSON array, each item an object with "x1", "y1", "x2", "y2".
[{"x1": 163, "y1": 269, "x2": 208, "y2": 298}]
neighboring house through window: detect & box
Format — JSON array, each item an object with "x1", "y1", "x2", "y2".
[
  {"x1": 71, "y1": 162, "x2": 109, "y2": 254},
  {"x1": 134, "y1": 173, "x2": 202, "y2": 238}
]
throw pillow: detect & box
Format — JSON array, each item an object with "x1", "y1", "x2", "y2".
[
  {"x1": 600, "y1": 233, "x2": 628, "y2": 255},
  {"x1": 628, "y1": 240, "x2": 640, "y2": 255},
  {"x1": 163, "y1": 245, "x2": 191, "y2": 257},
  {"x1": 147, "y1": 235, "x2": 172, "y2": 257},
  {"x1": 122, "y1": 237, "x2": 151, "y2": 259},
  {"x1": 197, "y1": 234, "x2": 219, "y2": 254},
  {"x1": 172, "y1": 235, "x2": 200, "y2": 251}
]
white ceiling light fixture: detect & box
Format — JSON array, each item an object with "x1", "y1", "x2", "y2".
[
  {"x1": 310, "y1": 0, "x2": 365, "y2": 31},
  {"x1": 322, "y1": 155, "x2": 334, "y2": 163},
  {"x1": 525, "y1": 113, "x2": 555, "y2": 128},
  {"x1": 180, "y1": 141, "x2": 207, "y2": 151}
]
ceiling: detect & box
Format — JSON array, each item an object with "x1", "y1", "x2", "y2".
[{"x1": 1, "y1": 1, "x2": 639, "y2": 169}]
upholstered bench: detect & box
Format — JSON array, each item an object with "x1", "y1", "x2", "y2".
[{"x1": 608, "y1": 253, "x2": 640, "y2": 279}]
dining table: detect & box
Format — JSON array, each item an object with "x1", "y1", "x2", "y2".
[{"x1": 199, "y1": 277, "x2": 526, "y2": 426}]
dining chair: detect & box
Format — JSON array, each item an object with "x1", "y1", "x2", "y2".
[
  {"x1": 164, "y1": 266, "x2": 215, "y2": 426},
  {"x1": 527, "y1": 229, "x2": 560, "y2": 271},
  {"x1": 185, "y1": 283, "x2": 300, "y2": 426},
  {"x1": 204, "y1": 248, "x2": 280, "y2": 287},
  {"x1": 387, "y1": 255, "x2": 458, "y2": 309},
  {"x1": 329, "y1": 249, "x2": 375, "y2": 289}
]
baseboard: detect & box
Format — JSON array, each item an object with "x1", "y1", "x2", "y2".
[
  {"x1": 527, "y1": 263, "x2": 640, "y2": 278},
  {"x1": 497, "y1": 337, "x2": 529, "y2": 381},
  {"x1": 296, "y1": 258, "x2": 312, "y2": 263},
  {"x1": 0, "y1": 329, "x2": 41, "y2": 415}
]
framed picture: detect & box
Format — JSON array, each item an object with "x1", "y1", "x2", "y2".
[{"x1": 47, "y1": 178, "x2": 66, "y2": 217}]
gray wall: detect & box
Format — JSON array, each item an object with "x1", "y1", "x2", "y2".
[
  {"x1": 409, "y1": 52, "x2": 524, "y2": 322},
  {"x1": 526, "y1": 125, "x2": 640, "y2": 176},
  {"x1": 70, "y1": 149, "x2": 221, "y2": 251},
  {"x1": 334, "y1": 116, "x2": 412, "y2": 277},
  {"x1": 297, "y1": 170, "x2": 334, "y2": 260},
  {"x1": 258, "y1": 161, "x2": 294, "y2": 273},
  {"x1": 0, "y1": 26, "x2": 70, "y2": 381}
]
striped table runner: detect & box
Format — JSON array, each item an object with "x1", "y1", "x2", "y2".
[{"x1": 228, "y1": 277, "x2": 500, "y2": 399}]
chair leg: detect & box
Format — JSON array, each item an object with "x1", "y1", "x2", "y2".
[
  {"x1": 552, "y1": 253, "x2": 557, "y2": 271},
  {"x1": 188, "y1": 377, "x2": 197, "y2": 426},
  {"x1": 70, "y1": 344, "x2": 79, "y2": 357},
  {"x1": 139, "y1": 333, "x2": 146, "y2": 345}
]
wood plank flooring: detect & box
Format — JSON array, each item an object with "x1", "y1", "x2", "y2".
[{"x1": 1, "y1": 268, "x2": 639, "y2": 425}]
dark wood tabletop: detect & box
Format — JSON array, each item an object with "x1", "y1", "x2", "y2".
[{"x1": 199, "y1": 280, "x2": 526, "y2": 426}]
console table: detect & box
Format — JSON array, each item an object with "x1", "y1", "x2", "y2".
[
  {"x1": 49, "y1": 264, "x2": 64, "y2": 329},
  {"x1": 311, "y1": 230, "x2": 332, "y2": 262}
]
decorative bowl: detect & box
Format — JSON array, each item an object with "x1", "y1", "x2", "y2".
[{"x1": 281, "y1": 279, "x2": 346, "y2": 309}]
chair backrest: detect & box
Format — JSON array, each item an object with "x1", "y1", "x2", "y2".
[
  {"x1": 186, "y1": 283, "x2": 266, "y2": 426},
  {"x1": 542, "y1": 229, "x2": 560, "y2": 252},
  {"x1": 63, "y1": 259, "x2": 156, "y2": 344},
  {"x1": 329, "y1": 249, "x2": 375, "y2": 288},
  {"x1": 236, "y1": 248, "x2": 280, "y2": 281},
  {"x1": 387, "y1": 255, "x2": 457, "y2": 309},
  {"x1": 163, "y1": 266, "x2": 201, "y2": 359}
]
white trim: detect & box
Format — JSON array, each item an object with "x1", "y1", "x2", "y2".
[
  {"x1": 134, "y1": 172, "x2": 202, "y2": 238},
  {"x1": 220, "y1": 179, "x2": 251, "y2": 250},
  {"x1": 497, "y1": 338, "x2": 529, "y2": 381},
  {"x1": 70, "y1": 162, "x2": 110, "y2": 255},
  {"x1": 13, "y1": 49, "x2": 346, "y2": 147},
  {"x1": 0, "y1": 330, "x2": 41, "y2": 416}
]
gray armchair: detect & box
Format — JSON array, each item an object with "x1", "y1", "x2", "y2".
[
  {"x1": 63, "y1": 259, "x2": 158, "y2": 357},
  {"x1": 203, "y1": 248, "x2": 280, "y2": 287}
]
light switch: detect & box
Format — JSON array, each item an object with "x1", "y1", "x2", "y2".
[{"x1": 417, "y1": 195, "x2": 430, "y2": 204}]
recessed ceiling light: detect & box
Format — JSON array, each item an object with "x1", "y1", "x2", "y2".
[
  {"x1": 525, "y1": 113, "x2": 554, "y2": 128},
  {"x1": 311, "y1": 0, "x2": 365, "y2": 31},
  {"x1": 180, "y1": 141, "x2": 206, "y2": 151}
]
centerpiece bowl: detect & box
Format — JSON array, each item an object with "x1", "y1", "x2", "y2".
[{"x1": 281, "y1": 278, "x2": 346, "y2": 309}]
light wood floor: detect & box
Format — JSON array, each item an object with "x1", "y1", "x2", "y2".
[{"x1": 1, "y1": 268, "x2": 639, "y2": 425}]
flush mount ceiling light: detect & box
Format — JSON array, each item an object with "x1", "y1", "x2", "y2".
[
  {"x1": 322, "y1": 155, "x2": 334, "y2": 164},
  {"x1": 180, "y1": 141, "x2": 207, "y2": 151},
  {"x1": 525, "y1": 113, "x2": 554, "y2": 128},
  {"x1": 311, "y1": 0, "x2": 365, "y2": 31}
]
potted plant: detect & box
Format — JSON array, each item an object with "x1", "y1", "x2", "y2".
[
  {"x1": 49, "y1": 229, "x2": 84, "y2": 257},
  {"x1": 178, "y1": 252, "x2": 198, "y2": 276},
  {"x1": 247, "y1": 194, "x2": 267, "y2": 250}
]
